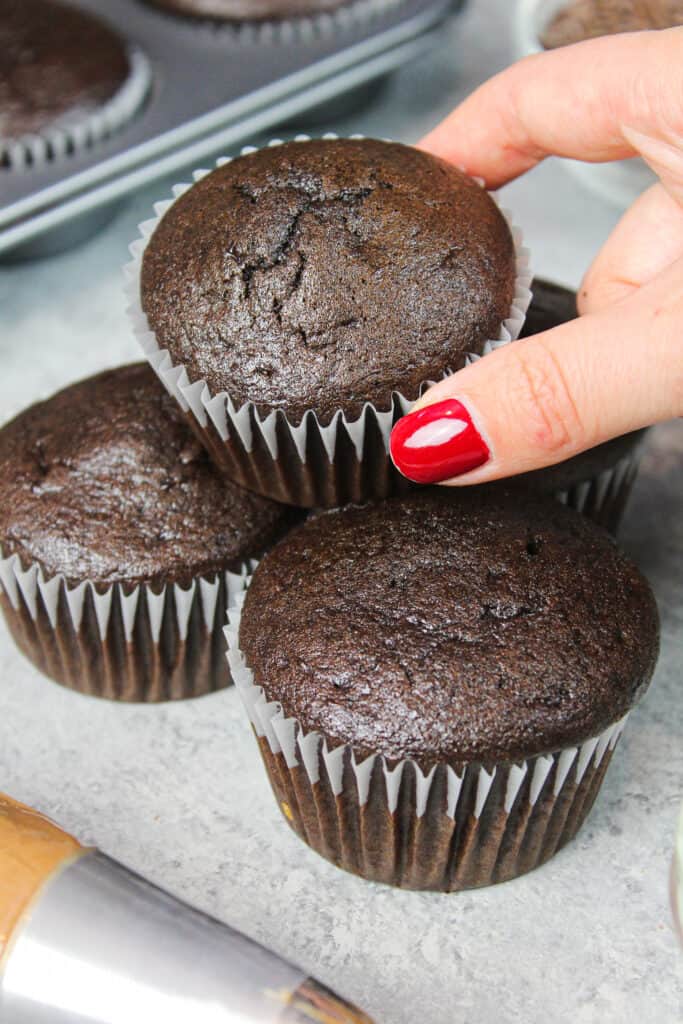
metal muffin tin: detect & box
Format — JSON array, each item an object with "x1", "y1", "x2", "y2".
[{"x1": 0, "y1": 0, "x2": 462, "y2": 258}]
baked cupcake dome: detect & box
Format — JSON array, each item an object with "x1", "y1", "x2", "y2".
[
  {"x1": 0, "y1": 363, "x2": 296, "y2": 701},
  {"x1": 142, "y1": 0, "x2": 350, "y2": 21},
  {"x1": 517, "y1": 277, "x2": 647, "y2": 531},
  {"x1": 141, "y1": 138, "x2": 516, "y2": 424},
  {"x1": 230, "y1": 489, "x2": 659, "y2": 889},
  {"x1": 0, "y1": 0, "x2": 149, "y2": 167},
  {"x1": 134, "y1": 137, "x2": 527, "y2": 507}
]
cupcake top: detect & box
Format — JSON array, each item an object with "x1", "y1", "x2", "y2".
[
  {"x1": 541, "y1": 0, "x2": 683, "y2": 48},
  {"x1": 0, "y1": 0, "x2": 131, "y2": 142},
  {"x1": 240, "y1": 489, "x2": 659, "y2": 766},
  {"x1": 140, "y1": 138, "x2": 517, "y2": 425},
  {"x1": 0, "y1": 364, "x2": 294, "y2": 588},
  {"x1": 518, "y1": 277, "x2": 646, "y2": 491},
  {"x1": 142, "y1": 0, "x2": 348, "y2": 20}
]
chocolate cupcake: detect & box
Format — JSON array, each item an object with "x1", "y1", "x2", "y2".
[
  {"x1": 1, "y1": 0, "x2": 150, "y2": 170},
  {"x1": 227, "y1": 489, "x2": 659, "y2": 890},
  {"x1": 541, "y1": 0, "x2": 683, "y2": 49},
  {"x1": 516, "y1": 278, "x2": 647, "y2": 532},
  {"x1": 0, "y1": 364, "x2": 296, "y2": 702},
  {"x1": 128, "y1": 136, "x2": 530, "y2": 508}
]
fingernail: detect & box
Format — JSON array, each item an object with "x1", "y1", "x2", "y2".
[{"x1": 389, "y1": 398, "x2": 490, "y2": 484}]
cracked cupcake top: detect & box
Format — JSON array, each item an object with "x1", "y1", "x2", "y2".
[
  {"x1": 240, "y1": 489, "x2": 659, "y2": 765},
  {"x1": 140, "y1": 138, "x2": 517, "y2": 425},
  {"x1": 0, "y1": 364, "x2": 295, "y2": 587}
]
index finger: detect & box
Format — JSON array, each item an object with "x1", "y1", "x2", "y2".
[{"x1": 420, "y1": 27, "x2": 683, "y2": 189}]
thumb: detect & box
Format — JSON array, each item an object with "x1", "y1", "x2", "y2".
[{"x1": 389, "y1": 259, "x2": 683, "y2": 486}]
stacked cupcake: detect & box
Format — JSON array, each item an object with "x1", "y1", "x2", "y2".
[
  {"x1": 115, "y1": 135, "x2": 660, "y2": 891},
  {"x1": 129, "y1": 136, "x2": 531, "y2": 508},
  {"x1": 0, "y1": 133, "x2": 660, "y2": 889}
]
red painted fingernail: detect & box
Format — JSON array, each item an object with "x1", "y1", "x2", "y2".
[{"x1": 390, "y1": 398, "x2": 490, "y2": 484}]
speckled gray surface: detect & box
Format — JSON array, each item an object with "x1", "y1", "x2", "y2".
[{"x1": 1, "y1": 1, "x2": 682, "y2": 1022}]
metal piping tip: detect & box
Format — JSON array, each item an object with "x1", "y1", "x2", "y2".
[{"x1": 1, "y1": 852, "x2": 377, "y2": 1024}]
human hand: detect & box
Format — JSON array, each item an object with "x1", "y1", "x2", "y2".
[{"x1": 389, "y1": 28, "x2": 683, "y2": 486}]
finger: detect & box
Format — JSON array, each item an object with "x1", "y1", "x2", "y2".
[
  {"x1": 419, "y1": 28, "x2": 683, "y2": 190},
  {"x1": 389, "y1": 258, "x2": 683, "y2": 486},
  {"x1": 579, "y1": 183, "x2": 683, "y2": 312}
]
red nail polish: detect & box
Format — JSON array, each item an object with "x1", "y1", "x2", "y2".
[{"x1": 390, "y1": 398, "x2": 490, "y2": 484}]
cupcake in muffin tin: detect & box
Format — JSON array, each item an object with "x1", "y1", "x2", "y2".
[
  {"x1": 0, "y1": 364, "x2": 297, "y2": 701},
  {"x1": 129, "y1": 143, "x2": 640, "y2": 530},
  {"x1": 142, "y1": 0, "x2": 356, "y2": 21},
  {"x1": 0, "y1": 0, "x2": 151, "y2": 170},
  {"x1": 228, "y1": 488, "x2": 659, "y2": 890},
  {"x1": 139, "y1": 0, "x2": 408, "y2": 41},
  {"x1": 128, "y1": 135, "x2": 531, "y2": 508}
]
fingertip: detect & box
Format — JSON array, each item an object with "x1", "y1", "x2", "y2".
[{"x1": 389, "y1": 397, "x2": 491, "y2": 485}]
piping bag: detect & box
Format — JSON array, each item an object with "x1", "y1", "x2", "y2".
[{"x1": 0, "y1": 794, "x2": 374, "y2": 1024}]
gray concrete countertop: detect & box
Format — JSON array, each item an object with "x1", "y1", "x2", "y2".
[{"x1": 1, "y1": 2, "x2": 682, "y2": 1022}]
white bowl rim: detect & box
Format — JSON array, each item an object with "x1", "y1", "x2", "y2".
[
  {"x1": 514, "y1": 0, "x2": 571, "y2": 58},
  {"x1": 512, "y1": 0, "x2": 658, "y2": 208}
]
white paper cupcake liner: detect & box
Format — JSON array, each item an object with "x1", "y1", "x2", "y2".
[
  {"x1": 125, "y1": 133, "x2": 532, "y2": 507},
  {"x1": 1, "y1": 48, "x2": 152, "y2": 172},
  {"x1": 0, "y1": 546, "x2": 254, "y2": 702},
  {"x1": 226, "y1": 592, "x2": 630, "y2": 890}
]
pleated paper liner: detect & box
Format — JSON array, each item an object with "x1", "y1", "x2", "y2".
[
  {"x1": 551, "y1": 448, "x2": 642, "y2": 534},
  {"x1": 226, "y1": 594, "x2": 631, "y2": 891},
  {"x1": 125, "y1": 133, "x2": 533, "y2": 508},
  {"x1": 1, "y1": 48, "x2": 152, "y2": 171},
  {"x1": 0, "y1": 549, "x2": 255, "y2": 702},
  {"x1": 141, "y1": 0, "x2": 408, "y2": 47}
]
